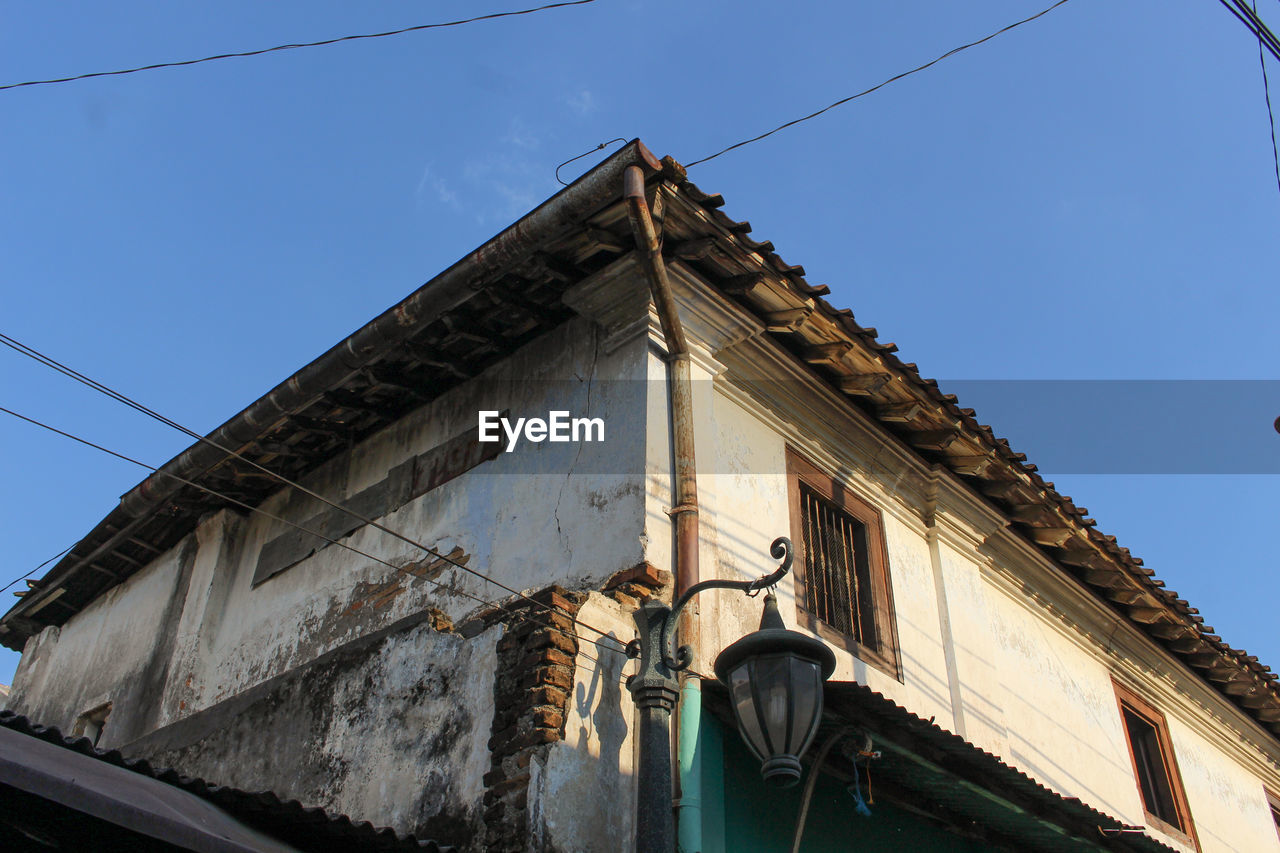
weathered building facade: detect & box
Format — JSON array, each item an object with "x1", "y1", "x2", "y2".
[{"x1": 4, "y1": 141, "x2": 1280, "y2": 852}]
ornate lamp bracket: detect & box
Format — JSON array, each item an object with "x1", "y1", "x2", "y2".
[{"x1": 626, "y1": 536, "x2": 794, "y2": 679}]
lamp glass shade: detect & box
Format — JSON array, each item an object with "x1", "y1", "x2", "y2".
[
  {"x1": 715, "y1": 594, "x2": 836, "y2": 788},
  {"x1": 726, "y1": 653, "x2": 825, "y2": 787}
]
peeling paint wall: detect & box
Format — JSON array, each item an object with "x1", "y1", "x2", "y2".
[
  {"x1": 155, "y1": 317, "x2": 648, "y2": 721},
  {"x1": 129, "y1": 616, "x2": 500, "y2": 841},
  {"x1": 8, "y1": 536, "x2": 198, "y2": 746},
  {"x1": 6, "y1": 309, "x2": 654, "y2": 849}
]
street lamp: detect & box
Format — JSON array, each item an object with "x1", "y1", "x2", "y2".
[
  {"x1": 714, "y1": 590, "x2": 836, "y2": 787},
  {"x1": 626, "y1": 537, "x2": 836, "y2": 852}
]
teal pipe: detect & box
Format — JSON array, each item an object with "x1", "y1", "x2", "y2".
[{"x1": 676, "y1": 677, "x2": 703, "y2": 853}]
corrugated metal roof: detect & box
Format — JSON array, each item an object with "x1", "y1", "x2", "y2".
[
  {"x1": 688, "y1": 680, "x2": 1179, "y2": 853},
  {"x1": 0, "y1": 711, "x2": 452, "y2": 852},
  {"x1": 819, "y1": 682, "x2": 1179, "y2": 853}
]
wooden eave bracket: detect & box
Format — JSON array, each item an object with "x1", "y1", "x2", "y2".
[
  {"x1": 1028, "y1": 527, "x2": 1074, "y2": 548},
  {"x1": 1010, "y1": 504, "x2": 1059, "y2": 526},
  {"x1": 1146, "y1": 622, "x2": 1196, "y2": 641},
  {"x1": 946, "y1": 454, "x2": 996, "y2": 477},
  {"x1": 878, "y1": 401, "x2": 924, "y2": 423},
  {"x1": 761, "y1": 306, "x2": 813, "y2": 333},
  {"x1": 905, "y1": 429, "x2": 962, "y2": 453},
  {"x1": 801, "y1": 341, "x2": 853, "y2": 368},
  {"x1": 1082, "y1": 568, "x2": 1128, "y2": 589},
  {"x1": 837, "y1": 372, "x2": 892, "y2": 397}
]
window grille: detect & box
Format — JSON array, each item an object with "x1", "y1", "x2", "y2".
[{"x1": 798, "y1": 483, "x2": 879, "y2": 650}]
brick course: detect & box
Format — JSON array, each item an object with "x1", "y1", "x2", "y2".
[{"x1": 470, "y1": 586, "x2": 585, "y2": 852}]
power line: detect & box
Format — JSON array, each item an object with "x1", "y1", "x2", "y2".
[
  {"x1": 1214, "y1": 0, "x2": 1280, "y2": 195},
  {"x1": 1217, "y1": 0, "x2": 1280, "y2": 64},
  {"x1": 0, "y1": 404, "x2": 627, "y2": 669},
  {"x1": 0, "y1": 0, "x2": 600, "y2": 93},
  {"x1": 0, "y1": 331, "x2": 624, "y2": 649},
  {"x1": 685, "y1": 0, "x2": 1072, "y2": 168},
  {"x1": 556, "y1": 138, "x2": 628, "y2": 186},
  {"x1": 1254, "y1": 1, "x2": 1280, "y2": 195},
  {"x1": 0, "y1": 545, "x2": 75, "y2": 596}
]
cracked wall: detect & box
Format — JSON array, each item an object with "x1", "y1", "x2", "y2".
[{"x1": 4, "y1": 311, "x2": 653, "y2": 849}]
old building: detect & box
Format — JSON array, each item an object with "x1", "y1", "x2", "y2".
[{"x1": 4, "y1": 141, "x2": 1280, "y2": 852}]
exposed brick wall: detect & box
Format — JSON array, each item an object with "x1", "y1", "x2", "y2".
[
  {"x1": 468, "y1": 568, "x2": 669, "y2": 852},
  {"x1": 602, "y1": 562, "x2": 669, "y2": 611},
  {"x1": 474, "y1": 586, "x2": 585, "y2": 852}
]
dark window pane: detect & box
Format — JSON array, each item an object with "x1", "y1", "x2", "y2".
[{"x1": 1123, "y1": 706, "x2": 1181, "y2": 830}]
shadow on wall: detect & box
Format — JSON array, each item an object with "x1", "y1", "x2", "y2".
[
  {"x1": 528, "y1": 629, "x2": 632, "y2": 853},
  {"x1": 575, "y1": 636, "x2": 628, "y2": 769}
]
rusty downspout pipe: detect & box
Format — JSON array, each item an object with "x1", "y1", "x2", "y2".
[
  {"x1": 623, "y1": 165, "x2": 699, "y2": 599},
  {"x1": 624, "y1": 165, "x2": 703, "y2": 851}
]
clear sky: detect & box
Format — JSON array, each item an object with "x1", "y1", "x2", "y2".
[{"x1": 1, "y1": 1, "x2": 1276, "y2": 690}]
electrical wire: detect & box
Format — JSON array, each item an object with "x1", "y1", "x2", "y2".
[
  {"x1": 685, "y1": 0, "x2": 1072, "y2": 167},
  {"x1": 1218, "y1": 0, "x2": 1280, "y2": 64},
  {"x1": 0, "y1": 0, "x2": 600, "y2": 92},
  {"x1": 790, "y1": 728, "x2": 852, "y2": 853},
  {"x1": 1214, "y1": 0, "x2": 1280, "y2": 194},
  {"x1": 555, "y1": 138, "x2": 627, "y2": 186},
  {"x1": 0, "y1": 544, "x2": 75, "y2": 596},
  {"x1": 0, "y1": 404, "x2": 627, "y2": 669},
  {"x1": 1254, "y1": 1, "x2": 1280, "y2": 195},
  {"x1": 0, "y1": 331, "x2": 625, "y2": 648}
]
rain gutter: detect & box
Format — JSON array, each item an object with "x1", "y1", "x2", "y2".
[{"x1": 624, "y1": 163, "x2": 703, "y2": 852}]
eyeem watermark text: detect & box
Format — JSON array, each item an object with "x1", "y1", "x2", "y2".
[{"x1": 478, "y1": 410, "x2": 604, "y2": 453}]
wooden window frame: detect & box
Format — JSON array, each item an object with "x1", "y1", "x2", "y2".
[
  {"x1": 1112, "y1": 680, "x2": 1199, "y2": 849},
  {"x1": 1266, "y1": 788, "x2": 1280, "y2": 844},
  {"x1": 786, "y1": 448, "x2": 900, "y2": 680}
]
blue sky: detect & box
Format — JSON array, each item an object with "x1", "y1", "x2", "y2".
[{"x1": 2, "y1": 1, "x2": 1277, "y2": 688}]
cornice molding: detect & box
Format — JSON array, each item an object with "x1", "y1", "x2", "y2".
[
  {"x1": 564, "y1": 241, "x2": 1280, "y2": 783},
  {"x1": 561, "y1": 255, "x2": 651, "y2": 353},
  {"x1": 980, "y1": 527, "x2": 1280, "y2": 782}
]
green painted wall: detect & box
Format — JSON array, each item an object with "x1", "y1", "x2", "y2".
[{"x1": 700, "y1": 716, "x2": 988, "y2": 853}]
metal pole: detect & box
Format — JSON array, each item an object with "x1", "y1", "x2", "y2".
[
  {"x1": 624, "y1": 163, "x2": 701, "y2": 850},
  {"x1": 629, "y1": 599, "x2": 679, "y2": 853},
  {"x1": 625, "y1": 541, "x2": 796, "y2": 852}
]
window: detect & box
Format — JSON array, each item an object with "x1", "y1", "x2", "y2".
[
  {"x1": 786, "y1": 448, "x2": 899, "y2": 678},
  {"x1": 1266, "y1": 789, "x2": 1280, "y2": 844},
  {"x1": 1113, "y1": 681, "x2": 1197, "y2": 846}
]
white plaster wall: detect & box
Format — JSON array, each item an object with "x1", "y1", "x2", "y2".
[
  {"x1": 668, "y1": 371, "x2": 955, "y2": 728},
  {"x1": 8, "y1": 540, "x2": 192, "y2": 741},
  {"x1": 1168, "y1": 713, "x2": 1280, "y2": 852},
  {"x1": 972, "y1": 557, "x2": 1280, "y2": 853},
  {"x1": 631, "y1": 273, "x2": 1280, "y2": 851},
  {"x1": 932, "y1": 533, "x2": 1010, "y2": 757},
  {"x1": 157, "y1": 317, "x2": 649, "y2": 719},
  {"x1": 980, "y1": 573, "x2": 1141, "y2": 817},
  {"x1": 13, "y1": 316, "x2": 650, "y2": 743},
  {"x1": 530, "y1": 593, "x2": 636, "y2": 853},
  {"x1": 687, "y1": 367, "x2": 1280, "y2": 849}
]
